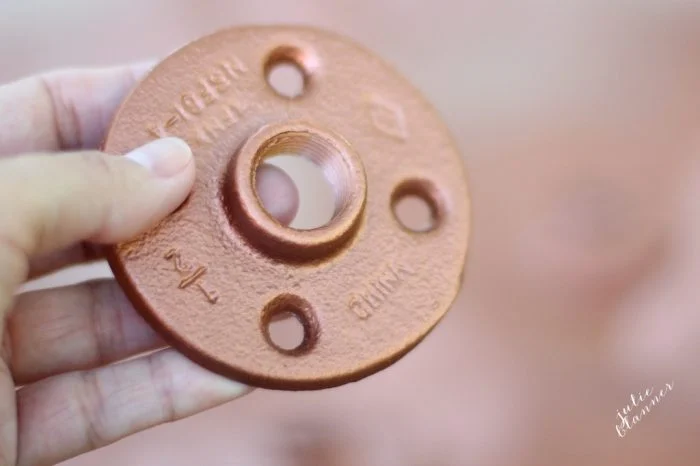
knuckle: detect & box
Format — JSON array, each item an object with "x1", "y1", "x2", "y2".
[
  {"x1": 38, "y1": 73, "x2": 80, "y2": 150},
  {"x1": 87, "y1": 281, "x2": 108, "y2": 365},
  {"x1": 147, "y1": 352, "x2": 178, "y2": 423},
  {"x1": 76, "y1": 151, "x2": 116, "y2": 181},
  {"x1": 74, "y1": 152, "x2": 124, "y2": 238},
  {"x1": 88, "y1": 281, "x2": 127, "y2": 365},
  {"x1": 77, "y1": 369, "x2": 112, "y2": 449}
]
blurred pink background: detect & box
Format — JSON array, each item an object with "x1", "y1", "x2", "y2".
[{"x1": 3, "y1": 1, "x2": 700, "y2": 465}]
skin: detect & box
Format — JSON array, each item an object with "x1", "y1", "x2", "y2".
[{"x1": 0, "y1": 65, "x2": 299, "y2": 466}]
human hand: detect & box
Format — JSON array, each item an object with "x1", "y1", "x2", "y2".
[{"x1": 0, "y1": 65, "x2": 298, "y2": 466}]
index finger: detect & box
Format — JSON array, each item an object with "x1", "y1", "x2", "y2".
[{"x1": 0, "y1": 63, "x2": 153, "y2": 156}]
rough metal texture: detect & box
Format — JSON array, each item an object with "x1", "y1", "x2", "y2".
[{"x1": 103, "y1": 25, "x2": 471, "y2": 390}]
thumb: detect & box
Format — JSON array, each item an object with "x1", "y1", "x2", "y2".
[
  {"x1": 0, "y1": 138, "x2": 195, "y2": 292},
  {"x1": 0, "y1": 138, "x2": 196, "y2": 259}
]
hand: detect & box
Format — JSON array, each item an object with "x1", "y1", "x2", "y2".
[{"x1": 0, "y1": 65, "x2": 298, "y2": 466}]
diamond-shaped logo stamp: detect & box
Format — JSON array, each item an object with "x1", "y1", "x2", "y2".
[{"x1": 367, "y1": 94, "x2": 408, "y2": 141}]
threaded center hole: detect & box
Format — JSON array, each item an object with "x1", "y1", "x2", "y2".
[{"x1": 255, "y1": 131, "x2": 353, "y2": 230}]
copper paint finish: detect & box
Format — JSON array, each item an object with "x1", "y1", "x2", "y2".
[{"x1": 103, "y1": 25, "x2": 471, "y2": 390}]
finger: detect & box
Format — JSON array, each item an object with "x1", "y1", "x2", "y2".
[
  {"x1": 5, "y1": 280, "x2": 163, "y2": 385},
  {"x1": 0, "y1": 138, "x2": 195, "y2": 293},
  {"x1": 256, "y1": 163, "x2": 299, "y2": 226},
  {"x1": 23, "y1": 162, "x2": 299, "y2": 280},
  {"x1": 26, "y1": 243, "x2": 103, "y2": 280},
  {"x1": 16, "y1": 348, "x2": 249, "y2": 466},
  {"x1": 0, "y1": 360, "x2": 17, "y2": 466},
  {"x1": 0, "y1": 63, "x2": 153, "y2": 156},
  {"x1": 7, "y1": 169, "x2": 298, "y2": 383}
]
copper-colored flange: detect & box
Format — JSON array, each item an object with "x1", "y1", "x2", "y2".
[{"x1": 103, "y1": 25, "x2": 471, "y2": 390}]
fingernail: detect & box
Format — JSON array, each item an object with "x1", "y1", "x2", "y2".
[{"x1": 125, "y1": 137, "x2": 193, "y2": 177}]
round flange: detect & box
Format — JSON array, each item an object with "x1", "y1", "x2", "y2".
[{"x1": 103, "y1": 25, "x2": 471, "y2": 390}]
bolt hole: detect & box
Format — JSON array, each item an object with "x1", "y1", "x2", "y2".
[
  {"x1": 267, "y1": 62, "x2": 305, "y2": 98},
  {"x1": 392, "y1": 180, "x2": 442, "y2": 233},
  {"x1": 267, "y1": 311, "x2": 306, "y2": 352},
  {"x1": 265, "y1": 47, "x2": 309, "y2": 99},
  {"x1": 262, "y1": 294, "x2": 318, "y2": 354}
]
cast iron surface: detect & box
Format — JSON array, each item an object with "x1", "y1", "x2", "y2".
[{"x1": 103, "y1": 25, "x2": 470, "y2": 390}]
